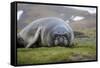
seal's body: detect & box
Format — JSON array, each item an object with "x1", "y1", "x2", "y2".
[{"x1": 17, "y1": 17, "x2": 74, "y2": 48}]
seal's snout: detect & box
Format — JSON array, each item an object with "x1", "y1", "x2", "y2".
[
  {"x1": 53, "y1": 26, "x2": 69, "y2": 46},
  {"x1": 59, "y1": 37, "x2": 64, "y2": 43},
  {"x1": 54, "y1": 34, "x2": 68, "y2": 46}
]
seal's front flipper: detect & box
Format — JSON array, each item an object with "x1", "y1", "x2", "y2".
[{"x1": 25, "y1": 27, "x2": 41, "y2": 48}]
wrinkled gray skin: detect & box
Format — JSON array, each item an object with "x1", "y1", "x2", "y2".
[{"x1": 17, "y1": 17, "x2": 74, "y2": 48}]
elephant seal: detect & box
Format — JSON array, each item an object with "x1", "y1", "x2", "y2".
[{"x1": 17, "y1": 17, "x2": 74, "y2": 48}]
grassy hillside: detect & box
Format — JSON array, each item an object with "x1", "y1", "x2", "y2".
[{"x1": 17, "y1": 4, "x2": 91, "y2": 32}]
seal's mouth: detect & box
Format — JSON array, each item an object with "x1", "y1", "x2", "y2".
[{"x1": 54, "y1": 34, "x2": 69, "y2": 46}]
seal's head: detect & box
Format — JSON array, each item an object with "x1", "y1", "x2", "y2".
[{"x1": 52, "y1": 25, "x2": 70, "y2": 46}]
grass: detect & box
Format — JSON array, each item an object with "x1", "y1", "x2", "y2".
[
  {"x1": 17, "y1": 28, "x2": 97, "y2": 65},
  {"x1": 17, "y1": 39, "x2": 96, "y2": 65}
]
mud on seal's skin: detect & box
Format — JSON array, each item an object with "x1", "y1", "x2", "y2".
[{"x1": 17, "y1": 17, "x2": 74, "y2": 48}]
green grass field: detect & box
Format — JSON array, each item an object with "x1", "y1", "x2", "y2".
[
  {"x1": 17, "y1": 29, "x2": 96, "y2": 65},
  {"x1": 17, "y1": 38, "x2": 96, "y2": 65}
]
